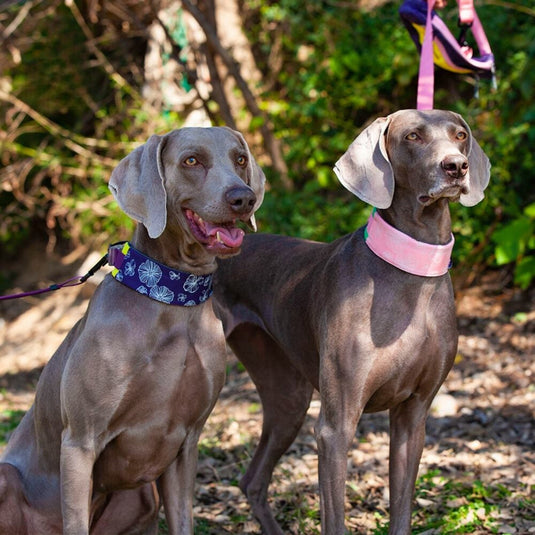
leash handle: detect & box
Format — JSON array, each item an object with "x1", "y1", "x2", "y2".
[{"x1": 457, "y1": 0, "x2": 474, "y2": 25}]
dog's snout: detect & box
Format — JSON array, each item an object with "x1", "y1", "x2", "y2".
[
  {"x1": 225, "y1": 186, "x2": 256, "y2": 215},
  {"x1": 441, "y1": 154, "x2": 469, "y2": 179}
]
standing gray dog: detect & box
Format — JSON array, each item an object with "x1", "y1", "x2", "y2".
[
  {"x1": 213, "y1": 110, "x2": 490, "y2": 534},
  {"x1": 0, "y1": 127, "x2": 265, "y2": 535}
]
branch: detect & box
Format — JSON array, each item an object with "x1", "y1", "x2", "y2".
[
  {"x1": 1, "y1": 0, "x2": 36, "y2": 40},
  {"x1": 64, "y1": 0, "x2": 136, "y2": 95},
  {"x1": 64, "y1": 0, "x2": 159, "y2": 119},
  {"x1": 484, "y1": 0, "x2": 535, "y2": 17},
  {"x1": 180, "y1": 0, "x2": 291, "y2": 188},
  {"x1": 0, "y1": 89, "x2": 134, "y2": 165}
]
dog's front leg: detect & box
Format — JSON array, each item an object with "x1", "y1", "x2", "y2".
[
  {"x1": 160, "y1": 431, "x2": 201, "y2": 535},
  {"x1": 388, "y1": 398, "x2": 429, "y2": 535},
  {"x1": 315, "y1": 368, "x2": 362, "y2": 535},
  {"x1": 60, "y1": 431, "x2": 96, "y2": 535}
]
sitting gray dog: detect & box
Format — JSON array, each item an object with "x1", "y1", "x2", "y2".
[{"x1": 0, "y1": 127, "x2": 265, "y2": 535}]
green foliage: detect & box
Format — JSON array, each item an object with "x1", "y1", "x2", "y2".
[
  {"x1": 246, "y1": 0, "x2": 535, "y2": 286},
  {"x1": 457, "y1": 5, "x2": 535, "y2": 287},
  {"x1": 0, "y1": 407, "x2": 25, "y2": 446},
  {"x1": 492, "y1": 203, "x2": 535, "y2": 288},
  {"x1": 1, "y1": 0, "x2": 534, "y2": 288},
  {"x1": 0, "y1": 1, "x2": 181, "y2": 255},
  {"x1": 10, "y1": 4, "x2": 104, "y2": 125},
  {"x1": 257, "y1": 187, "x2": 372, "y2": 242},
  {"x1": 248, "y1": 0, "x2": 417, "y2": 190}
]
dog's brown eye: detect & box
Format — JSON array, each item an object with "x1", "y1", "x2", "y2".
[
  {"x1": 184, "y1": 156, "x2": 198, "y2": 166},
  {"x1": 237, "y1": 155, "x2": 247, "y2": 167},
  {"x1": 405, "y1": 132, "x2": 419, "y2": 141},
  {"x1": 456, "y1": 131, "x2": 468, "y2": 141}
]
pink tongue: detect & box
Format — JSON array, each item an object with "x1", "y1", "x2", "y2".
[{"x1": 205, "y1": 223, "x2": 245, "y2": 248}]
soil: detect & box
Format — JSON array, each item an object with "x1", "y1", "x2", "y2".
[{"x1": 0, "y1": 243, "x2": 533, "y2": 534}]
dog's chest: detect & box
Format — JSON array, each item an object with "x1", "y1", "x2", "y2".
[
  {"x1": 92, "y1": 305, "x2": 227, "y2": 490},
  {"x1": 358, "y1": 279, "x2": 458, "y2": 411}
]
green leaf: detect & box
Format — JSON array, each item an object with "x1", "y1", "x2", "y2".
[
  {"x1": 514, "y1": 255, "x2": 535, "y2": 289},
  {"x1": 524, "y1": 203, "x2": 535, "y2": 219},
  {"x1": 492, "y1": 217, "x2": 533, "y2": 264}
]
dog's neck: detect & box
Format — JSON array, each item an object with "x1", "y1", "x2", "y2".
[
  {"x1": 379, "y1": 196, "x2": 453, "y2": 246},
  {"x1": 366, "y1": 209, "x2": 454, "y2": 277},
  {"x1": 109, "y1": 241, "x2": 213, "y2": 306},
  {"x1": 131, "y1": 224, "x2": 217, "y2": 275}
]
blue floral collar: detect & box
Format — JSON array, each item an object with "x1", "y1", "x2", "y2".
[{"x1": 108, "y1": 242, "x2": 213, "y2": 306}]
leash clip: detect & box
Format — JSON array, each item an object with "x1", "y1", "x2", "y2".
[{"x1": 79, "y1": 253, "x2": 110, "y2": 283}]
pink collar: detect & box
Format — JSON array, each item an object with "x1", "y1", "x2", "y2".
[{"x1": 365, "y1": 209, "x2": 454, "y2": 277}]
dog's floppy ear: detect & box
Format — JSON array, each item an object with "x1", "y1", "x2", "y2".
[
  {"x1": 226, "y1": 127, "x2": 266, "y2": 231},
  {"x1": 333, "y1": 116, "x2": 394, "y2": 209},
  {"x1": 457, "y1": 117, "x2": 491, "y2": 207},
  {"x1": 247, "y1": 160, "x2": 266, "y2": 231},
  {"x1": 108, "y1": 134, "x2": 168, "y2": 239}
]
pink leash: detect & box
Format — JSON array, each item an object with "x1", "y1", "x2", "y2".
[
  {"x1": 417, "y1": 0, "x2": 493, "y2": 109},
  {"x1": 458, "y1": 0, "x2": 492, "y2": 56},
  {"x1": 417, "y1": 0, "x2": 436, "y2": 110}
]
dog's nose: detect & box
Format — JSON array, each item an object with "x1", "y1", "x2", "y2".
[
  {"x1": 441, "y1": 154, "x2": 469, "y2": 179},
  {"x1": 225, "y1": 186, "x2": 256, "y2": 215}
]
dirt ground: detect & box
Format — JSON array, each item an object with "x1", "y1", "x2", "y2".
[{"x1": 0, "y1": 243, "x2": 534, "y2": 534}]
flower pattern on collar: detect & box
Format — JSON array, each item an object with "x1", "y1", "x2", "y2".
[{"x1": 108, "y1": 242, "x2": 213, "y2": 306}]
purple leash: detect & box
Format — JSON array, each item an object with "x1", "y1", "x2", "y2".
[{"x1": 0, "y1": 252, "x2": 109, "y2": 301}]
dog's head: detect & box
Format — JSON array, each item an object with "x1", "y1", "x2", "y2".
[
  {"x1": 108, "y1": 127, "x2": 265, "y2": 257},
  {"x1": 334, "y1": 109, "x2": 491, "y2": 208}
]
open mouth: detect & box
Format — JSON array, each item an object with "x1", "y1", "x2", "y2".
[{"x1": 183, "y1": 209, "x2": 245, "y2": 255}]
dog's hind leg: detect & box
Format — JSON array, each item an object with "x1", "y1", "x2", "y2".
[
  {"x1": 227, "y1": 324, "x2": 314, "y2": 535},
  {"x1": 91, "y1": 484, "x2": 159, "y2": 535},
  {"x1": 0, "y1": 463, "x2": 29, "y2": 533}
]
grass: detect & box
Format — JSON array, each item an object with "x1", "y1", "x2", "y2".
[
  {"x1": 372, "y1": 469, "x2": 533, "y2": 534},
  {"x1": 273, "y1": 469, "x2": 321, "y2": 535}
]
